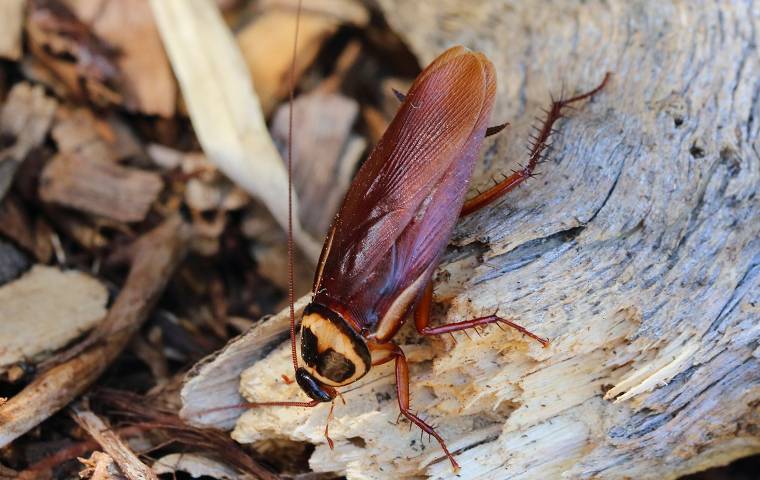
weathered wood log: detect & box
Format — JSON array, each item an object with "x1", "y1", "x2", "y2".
[{"x1": 181, "y1": 1, "x2": 760, "y2": 478}]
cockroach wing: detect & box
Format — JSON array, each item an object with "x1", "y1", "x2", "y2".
[{"x1": 313, "y1": 46, "x2": 496, "y2": 337}]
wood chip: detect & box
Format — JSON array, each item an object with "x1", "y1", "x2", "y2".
[
  {"x1": 0, "y1": 265, "x2": 108, "y2": 373},
  {"x1": 153, "y1": 453, "x2": 253, "y2": 480},
  {"x1": 79, "y1": 451, "x2": 127, "y2": 480},
  {"x1": 64, "y1": 0, "x2": 177, "y2": 117},
  {"x1": 26, "y1": 0, "x2": 122, "y2": 106},
  {"x1": 236, "y1": 10, "x2": 339, "y2": 116},
  {"x1": 0, "y1": 0, "x2": 25, "y2": 60},
  {"x1": 39, "y1": 152, "x2": 163, "y2": 223},
  {"x1": 72, "y1": 404, "x2": 158, "y2": 480},
  {"x1": 150, "y1": 0, "x2": 321, "y2": 261},
  {"x1": 0, "y1": 83, "x2": 57, "y2": 201},
  {"x1": 271, "y1": 91, "x2": 364, "y2": 238}
]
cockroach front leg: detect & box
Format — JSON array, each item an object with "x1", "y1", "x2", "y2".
[
  {"x1": 368, "y1": 341, "x2": 460, "y2": 470},
  {"x1": 414, "y1": 281, "x2": 549, "y2": 346},
  {"x1": 460, "y1": 73, "x2": 610, "y2": 216}
]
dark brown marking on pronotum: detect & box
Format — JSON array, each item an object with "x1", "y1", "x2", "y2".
[{"x1": 223, "y1": 0, "x2": 611, "y2": 471}]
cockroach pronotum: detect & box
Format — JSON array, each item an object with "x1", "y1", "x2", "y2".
[{"x1": 228, "y1": 2, "x2": 609, "y2": 471}]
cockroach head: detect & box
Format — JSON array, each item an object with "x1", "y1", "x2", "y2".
[{"x1": 299, "y1": 303, "x2": 371, "y2": 392}]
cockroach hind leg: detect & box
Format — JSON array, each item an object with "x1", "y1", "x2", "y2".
[{"x1": 460, "y1": 72, "x2": 610, "y2": 217}]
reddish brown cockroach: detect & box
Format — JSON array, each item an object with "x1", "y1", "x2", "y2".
[{"x1": 236, "y1": 3, "x2": 609, "y2": 470}]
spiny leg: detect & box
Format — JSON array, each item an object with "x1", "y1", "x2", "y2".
[
  {"x1": 368, "y1": 341, "x2": 460, "y2": 470},
  {"x1": 414, "y1": 280, "x2": 549, "y2": 347},
  {"x1": 460, "y1": 73, "x2": 611, "y2": 216}
]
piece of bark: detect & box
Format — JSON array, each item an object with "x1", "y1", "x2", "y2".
[
  {"x1": 0, "y1": 0, "x2": 25, "y2": 60},
  {"x1": 63, "y1": 0, "x2": 177, "y2": 117},
  {"x1": 182, "y1": 0, "x2": 760, "y2": 479},
  {"x1": 0, "y1": 215, "x2": 190, "y2": 448},
  {"x1": 0, "y1": 265, "x2": 108, "y2": 374},
  {"x1": 72, "y1": 404, "x2": 158, "y2": 480},
  {"x1": 79, "y1": 451, "x2": 127, "y2": 480},
  {"x1": 26, "y1": 0, "x2": 122, "y2": 107},
  {"x1": 0, "y1": 83, "x2": 57, "y2": 201},
  {"x1": 39, "y1": 152, "x2": 163, "y2": 223},
  {"x1": 271, "y1": 91, "x2": 364, "y2": 238},
  {"x1": 150, "y1": 0, "x2": 321, "y2": 262}
]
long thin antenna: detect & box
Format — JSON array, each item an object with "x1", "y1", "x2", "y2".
[{"x1": 287, "y1": 0, "x2": 303, "y2": 373}]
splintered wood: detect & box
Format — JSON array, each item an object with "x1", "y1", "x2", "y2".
[
  {"x1": 181, "y1": 1, "x2": 760, "y2": 479},
  {"x1": 0, "y1": 83, "x2": 57, "y2": 200},
  {"x1": 71, "y1": 404, "x2": 158, "y2": 480}
]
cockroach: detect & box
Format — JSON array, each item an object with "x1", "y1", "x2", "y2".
[{"x1": 231, "y1": 1, "x2": 608, "y2": 470}]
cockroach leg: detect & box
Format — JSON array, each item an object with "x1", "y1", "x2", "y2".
[
  {"x1": 325, "y1": 401, "x2": 336, "y2": 450},
  {"x1": 414, "y1": 280, "x2": 549, "y2": 347},
  {"x1": 367, "y1": 341, "x2": 460, "y2": 469},
  {"x1": 460, "y1": 73, "x2": 611, "y2": 216}
]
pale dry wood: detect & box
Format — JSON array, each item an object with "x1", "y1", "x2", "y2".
[
  {"x1": 0, "y1": 83, "x2": 57, "y2": 201},
  {"x1": 182, "y1": 0, "x2": 760, "y2": 479},
  {"x1": 0, "y1": 216, "x2": 190, "y2": 448},
  {"x1": 0, "y1": 0, "x2": 25, "y2": 60},
  {"x1": 0, "y1": 265, "x2": 108, "y2": 373},
  {"x1": 152, "y1": 453, "x2": 254, "y2": 480},
  {"x1": 72, "y1": 404, "x2": 158, "y2": 480},
  {"x1": 79, "y1": 451, "x2": 127, "y2": 480},
  {"x1": 149, "y1": 0, "x2": 321, "y2": 262}
]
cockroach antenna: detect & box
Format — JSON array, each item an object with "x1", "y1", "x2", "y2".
[{"x1": 287, "y1": 0, "x2": 303, "y2": 373}]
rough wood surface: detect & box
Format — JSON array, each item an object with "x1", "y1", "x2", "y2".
[
  {"x1": 181, "y1": 1, "x2": 760, "y2": 479},
  {"x1": 0, "y1": 265, "x2": 108, "y2": 373}
]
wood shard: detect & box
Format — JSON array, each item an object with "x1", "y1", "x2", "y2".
[
  {"x1": 72, "y1": 404, "x2": 158, "y2": 480},
  {"x1": 39, "y1": 152, "x2": 163, "y2": 223},
  {"x1": 0, "y1": 265, "x2": 108, "y2": 373},
  {"x1": 237, "y1": 10, "x2": 339, "y2": 116},
  {"x1": 78, "y1": 451, "x2": 127, "y2": 480},
  {"x1": 0, "y1": 0, "x2": 25, "y2": 60},
  {"x1": 0, "y1": 83, "x2": 57, "y2": 200},
  {"x1": 271, "y1": 91, "x2": 363, "y2": 238},
  {"x1": 65, "y1": 0, "x2": 177, "y2": 117}
]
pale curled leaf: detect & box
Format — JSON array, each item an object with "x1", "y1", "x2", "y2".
[{"x1": 149, "y1": 0, "x2": 321, "y2": 262}]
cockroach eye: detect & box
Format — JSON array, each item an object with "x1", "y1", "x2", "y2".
[{"x1": 295, "y1": 368, "x2": 334, "y2": 402}]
